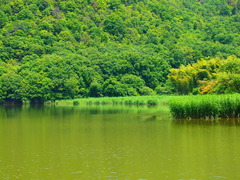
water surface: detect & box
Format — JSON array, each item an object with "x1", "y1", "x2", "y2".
[{"x1": 0, "y1": 105, "x2": 240, "y2": 179}]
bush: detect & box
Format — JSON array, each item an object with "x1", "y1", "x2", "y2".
[
  {"x1": 73, "y1": 100, "x2": 79, "y2": 105},
  {"x1": 140, "y1": 86, "x2": 155, "y2": 96},
  {"x1": 147, "y1": 99, "x2": 158, "y2": 106}
]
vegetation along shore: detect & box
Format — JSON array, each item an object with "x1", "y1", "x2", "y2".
[{"x1": 56, "y1": 94, "x2": 240, "y2": 119}]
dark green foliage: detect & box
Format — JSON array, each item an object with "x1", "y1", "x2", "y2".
[
  {"x1": 89, "y1": 82, "x2": 102, "y2": 97},
  {"x1": 17, "y1": 9, "x2": 35, "y2": 20},
  {"x1": 1, "y1": 0, "x2": 240, "y2": 103},
  {"x1": 102, "y1": 78, "x2": 128, "y2": 97},
  {"x1": 0, "y1": 71, "x2": 24, "y2": 103},
  {"x1": 104, "y1": 13, "x2": 127, "y2": 37},
  {"x1": 73, "y1": 100, "x2": 79, "y2": 105},
  {"x1": 0, "y1": 10, "x2": 8, "y2": 28},
  {"x1": 147, "y1": 99, "x2": 158, "y2": 106},
  {"x1": 139, "y1": 86, "x2": 155, "y2": 96}
]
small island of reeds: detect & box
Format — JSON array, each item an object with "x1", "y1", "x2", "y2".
[{"x1": 169, "y1": 94, "x2": 240, "y2": 119}]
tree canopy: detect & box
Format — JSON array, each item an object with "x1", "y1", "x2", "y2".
[{"x1": 1, "y1": 0, "x2": 240, "y2": 103}]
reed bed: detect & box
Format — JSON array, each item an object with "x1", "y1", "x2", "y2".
[
  {"x1": 56, "y1": 95, "x2": 173, "y2": 106},
  {"x1": 56, "y1": 94, "x2": 240, "y2": 119},
  {"x1": 169, "y1": 94, "x2": 240, "y2": 119}
]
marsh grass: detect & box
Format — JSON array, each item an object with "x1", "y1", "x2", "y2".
[
  {"x1": 56, "y1": 95, "x2": 173, "y2": 106},
  {"x1": 169, "y1": 94, "x2": 240, "y2": 119},
  {"x1": 56, "y1": 94, "x2": 240, "y2": 119},
  {"x1": 73, "y1": 100, "x2": 80, "y2": 105}
]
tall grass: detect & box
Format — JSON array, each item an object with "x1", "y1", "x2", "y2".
[
  {"x1": 56, "y1": 94, "x2": 240, "y2": 119},
  {"x1": 56, "y1": 95, "x2": 172, "y2": 106},
  {"x1": 169, "y1": 94, "x2": 240, "y2": 119}
]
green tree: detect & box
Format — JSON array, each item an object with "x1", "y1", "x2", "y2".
[
  {"x1": 89, "y1": 82, "x2": 102, "y2": 97},
  {"x1": 0, "y1": 10, "x2": 8, "y2": 28},
  {"x1": 104, "y1": 13, "x2": 127, "y2": 37},
  {"x1": 0, "y1": 72, "x2": 23, "y2": 103},
  {"x1": 214, "y1": 56, "x2": 240, "y2": 93},
  {"x1": 102, "y1": 78, "x2": 128, "y2": 96},
  {"x1": 17, "y1": 9, "x2": 35, "y2": 20},
  {"x1": 121, "y1": 74, "x2": 145, "y2": 94},
  {"x1": 19, "y1": 70, "x2": 52, "y2": 103},
  {"x1": 39, "y1": 30, "x2": 55, "y2": 45},
  {"x1": 139, "y1": 86, "x2": 155, "y2": 96},
  {"x1": 214, "y1": 73, "x2": 240, "y2": 93}
]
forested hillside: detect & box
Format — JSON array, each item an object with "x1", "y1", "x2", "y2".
[{"x1": 1, "y1": 0, "x2": 240, "y2": 103}]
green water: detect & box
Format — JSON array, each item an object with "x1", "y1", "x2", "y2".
[{"x1": 0, "y1": 105, "x2": 240, "y2": 180}]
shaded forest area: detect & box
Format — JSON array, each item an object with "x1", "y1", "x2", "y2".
[{"x1": 0, "y1": 0, "x2": 240, "y2": 103}]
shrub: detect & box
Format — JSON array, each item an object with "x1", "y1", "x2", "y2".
[
  {"x1": 147, "y1": 99, "x2": 158, "y2": 106},
  {"x1": 73, "y1": 100, "x2": 79, "y2": 105}
]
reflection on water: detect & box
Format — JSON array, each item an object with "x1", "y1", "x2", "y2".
[
  {"x1": 0, "y1": 105, "x2": 240, "y2": 179},
  {"x1": 173, "y1": 118, "x2": 240, "y2": 126}
]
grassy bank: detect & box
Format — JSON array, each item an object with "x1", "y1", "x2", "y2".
[
  {"x1": 169, "y1": 94, "x2": 240, "y2": 119},
  {"x1": 56, "y1": 95, "x2": 173, "y2": 106}
]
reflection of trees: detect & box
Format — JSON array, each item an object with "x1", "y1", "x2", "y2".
[{"x1": 0, "y1": 105, "x2": 23, "y2": 119}]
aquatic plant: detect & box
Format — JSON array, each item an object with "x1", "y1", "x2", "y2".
[
  {"x1": 73, "y1": 100, "x2": 79, "y2": 105},
  {"x1": 57, "y1": 94, "x2": 240, "y2": 119},
  {"x1": 169, "y1": 94, "x2": 240, "y2": 119},
  {"x1": 147, "y1": 99, "x2": 158, "y2": 106},
  {"x1": 56, "y1": 95, "x2": 172, "y2": 106}
]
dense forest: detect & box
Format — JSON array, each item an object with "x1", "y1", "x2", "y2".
[{"x1": 0, "y1": 0, "x2": 240, "y2": 103}]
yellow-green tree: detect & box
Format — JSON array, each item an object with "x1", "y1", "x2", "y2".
[{"x1": 168, "y1": 64, "x2": 197, "y2": 94}]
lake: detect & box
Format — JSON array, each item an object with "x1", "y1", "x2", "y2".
[{"x1": 0, "y1": 105, "x2": 240, "y2": 179}]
